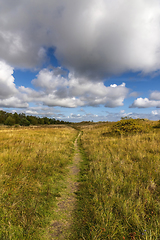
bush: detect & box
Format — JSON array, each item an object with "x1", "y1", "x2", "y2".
[
  {"x1": 19, "y1": 118, "x2": 30, "y2": 126},
  {"x1": 4, "y1": 116, "x2": 15, "y2": 126},
  {"x1": 103, "y1": 119, "x2": 150, "y2": 136}
]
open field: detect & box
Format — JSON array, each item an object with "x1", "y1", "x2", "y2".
[
  {"x1": 75, "y1": 120, "x2": 160, "y2": 239},
  {"x1": 0, "y1": 120, "x2": 160, "y2": 239},
  {"x1": 0, "y1": 126, "x2": 77, "y2": 239}
]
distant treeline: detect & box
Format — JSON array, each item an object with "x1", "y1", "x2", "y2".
[{"x1": 0, "y1": 110, "x2": 70, "y2": 126}]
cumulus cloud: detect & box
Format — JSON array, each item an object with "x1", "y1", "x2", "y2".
[
  {"x1": 0, "y1": 65, "x2": 127, "y2": 109},
  {"x1": 1, "y1": 1, "x2": 160, "y2": 112},
  {"x1": 152, "y1": 110, "x2": 160, "y2": 115},
  {"x1": 0, "y1": 97, "x2": 28, "y2": 108},
  {"x1": 23, "y1": 68, "x2": 129, "y2": 108},
  {"x1": 0, "y1": 0, "x2": 160, "y2": 78},
  {"x1": 32, "y1": 68, "x2": 68, "y2": 93},
  {"x1": 62, "y1": 110, "x2": 160, "y2": 122},
  {"x1": 150, "y1": 91, "x2": 160, "y2": 100},
  {"x1": 130, "y1": 90, "x2": 160, "y2": 108},
  {"x1": 10, "y1": 106, "x2": 66, "y2": 119},
  {"x1": 23, "y1": 106, "x2": 63, "y2": 118},
  {"x1": 0, "y1": 61, "x2": 17, "y2": 99},
  {"x1": 43, "y1": 96, "x2": 83, "y2": 108},
  {"x1": 25, "y1": 110, "x2": 38, "y2": 115},
  {"x1": 0, "y1": 61, "x2": 29, "y2": 108},
  {"x1": 130, "y1": 97, "x2": 160, "y2": 108},
  {"x1": 68, "y1": 74, "x2": 129, "y2": 107}
]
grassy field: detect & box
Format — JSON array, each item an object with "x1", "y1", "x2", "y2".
[
  {"x1": 0, "y1": 126, "x2": 77, "y2": 239},
  {"x1": 75, "y1": 120, "x2": 160, "y2": 239},
  {"x1": 1, "y1": 120, "x2": 160, "y2": 239}
]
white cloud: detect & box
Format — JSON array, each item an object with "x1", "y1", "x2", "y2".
[
  {"x1": 32, "y1": 68, "x2": 68, "y2": 93},
  {"x1": 0, "y1": 61, "x2": 17, "y2": 99},
  {"x1": 62, "y1": 110, "x2": 160, "y2": 122},
  {"x1": 130, "y1": 97, "x2": 160, "y2": 108},
  {"x1": 0, "y1": 0, "x2": 160, "y2": 78},
  {"x1": 1, "y1": 0, "x2": 160, "y2": 114},
  {"x1": 68, "y1": 74, "x2": 129, "y2": 107},
  {"x1": 43, "y1": 96, "x2": 83, "y2": 108},
  {"x1": 68, "y1": 112, "x2": 99, "y2": 121},
  {"x1": 110, "y1": 84, "x2": 117, "y2": 88},
  {"x1": 0, "y1": 96, "x2": 28, "y2": 108},
  {"x1": 130, "y1": 90, "x2": 160, "y2": 108},
  {"x1": 152, "y1": 110, "x2": 160, "y2": 115},
  {"x1": 25, "y1": 110, "x2": 38, "y2": 115},
  {"x1": 9, "y1": 105, "x2": 66, "y2": 119},
  {"x1": 27, "y1": 69, "x2": 129, "y2": 108},
  {"x1": 150, "y1": 91, "x2": 160, "y2": 100}
]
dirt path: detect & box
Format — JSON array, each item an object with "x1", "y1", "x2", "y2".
[{"x1": 46, "y1": 132, "x2": 81, "y2": 239}]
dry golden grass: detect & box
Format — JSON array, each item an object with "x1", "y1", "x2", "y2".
[
  {"x1": 75, "y1": 122, "x2": 160, "y2": 239},
  {"x1": 0, "y1": 126, "x2": 77, "y2": 239}
]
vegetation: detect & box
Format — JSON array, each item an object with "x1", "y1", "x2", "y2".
[
  {"x1": 153, "y1": 120, "x2": 160, "y2": 129},
  {"x1": 0, "y1": 110, "x2": 70, "y2": 126},
  {"x1": 75, "y1": 120, "x2": 160, "y2": 239},
  {"x1": 102, "y1": 118, "x2": 151, "y2": 136},
  {"x1": 1, "y1": 118, "x2": 160, "y2": 239},
  {"x1": 0, "y1": 126, "x2": 77, "y2": 239}
]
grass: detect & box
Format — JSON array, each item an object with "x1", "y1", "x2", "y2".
[
  {"x1": 0, "y1": 126, "x2": 77, "y2": 239},
  {"x1": 1, "y1": 121, "x2": 160, "y2": 239},
  {"x1": 74, "y1": 122, "x2": 160, "y2": 239}
]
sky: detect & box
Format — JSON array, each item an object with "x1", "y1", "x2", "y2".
[{"x1": 0, "y1": 0, "x2": 160, "y2": 122}]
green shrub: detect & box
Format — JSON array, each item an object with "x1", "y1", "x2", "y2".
[
  {"x1": 19, "y1": 118, "x2": 30, "y2": 126},
  {"x1": 4, "y1": 116, "x2": 15, "y2": 126},
  {"x1": 103, "y1": 119, "x2": 150, "y2": 136}
]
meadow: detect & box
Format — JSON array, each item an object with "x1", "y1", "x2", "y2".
[
  {"x1": 75, "y1": 119, "x2": 160, "y2": 239},
  {"x1": 0, "y1": 119, "x2": 160, "y2": 239},
  {"x1": 0, "y1": 125, "x2": 77, "y2": 239}
]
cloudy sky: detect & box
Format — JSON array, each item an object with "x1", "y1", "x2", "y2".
[{"x1": 0, "y1": 0, "x2": 160, "y2": 122}]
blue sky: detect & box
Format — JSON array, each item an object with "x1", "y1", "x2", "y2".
[{"x1": 0, "y1": 0, "x2": 160, "y2": 122}]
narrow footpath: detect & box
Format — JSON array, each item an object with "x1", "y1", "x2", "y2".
[{"x1": 46, "y1": 131, "x2": 81, "y2": 240}]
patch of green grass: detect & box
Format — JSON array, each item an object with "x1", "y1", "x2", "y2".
[
  {"x1": 0, "y1": 126, "x2": 77, "y2": 239},
  {"x1": 75, "y1": 124, "x2": 160, "y2": 239}
]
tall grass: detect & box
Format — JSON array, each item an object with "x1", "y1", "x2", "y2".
[
  {"x1": 0, "y1": 126, "x2": 77, "y2": 239},
  {"x1": 76, "y1": 124, "x2": 160, "y2": 239}
]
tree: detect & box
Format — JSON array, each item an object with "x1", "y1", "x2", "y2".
[
  {"x1": 26, "y1": 116, "x2": 38, "y2": 125},
  {"x1": 38, "y1": 117, "x2": 44, "y2": 125},
  {"x1": 49, "y1": 118, "x2": 56, "y2": 124},
  {"x1": 4, "y1": 116, "x2": 15, "y2": 126},
  {"x1": 19, "y1": 118, "x2": 30, "y2": 126},
  {"x1": 42, "y1": 117, "x2": 50, "y2": 125},
  {"x1": 13, "y1": 112, "x2": 20, "y2": 124},
  {"x1": 0, "y1": 110, "x2": 7, "y2": 124}
]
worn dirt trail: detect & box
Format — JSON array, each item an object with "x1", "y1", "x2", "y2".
[{"x1": 46, "y1": 132, "x2": 81, "y2": 240}]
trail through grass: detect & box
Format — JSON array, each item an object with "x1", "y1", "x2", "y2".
[
  {"x1": 0, "y1": 126, "x2": 77, "y2": 239},
  {"x1": 1, "y1": 122, "x2": 160, "y2": 239},
  {"x1": 74, "y1": 123, "x2": 160, "y2": 239},
  {"x1": 44, "y1": 132, "x2": 82, "y2": 239}
]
